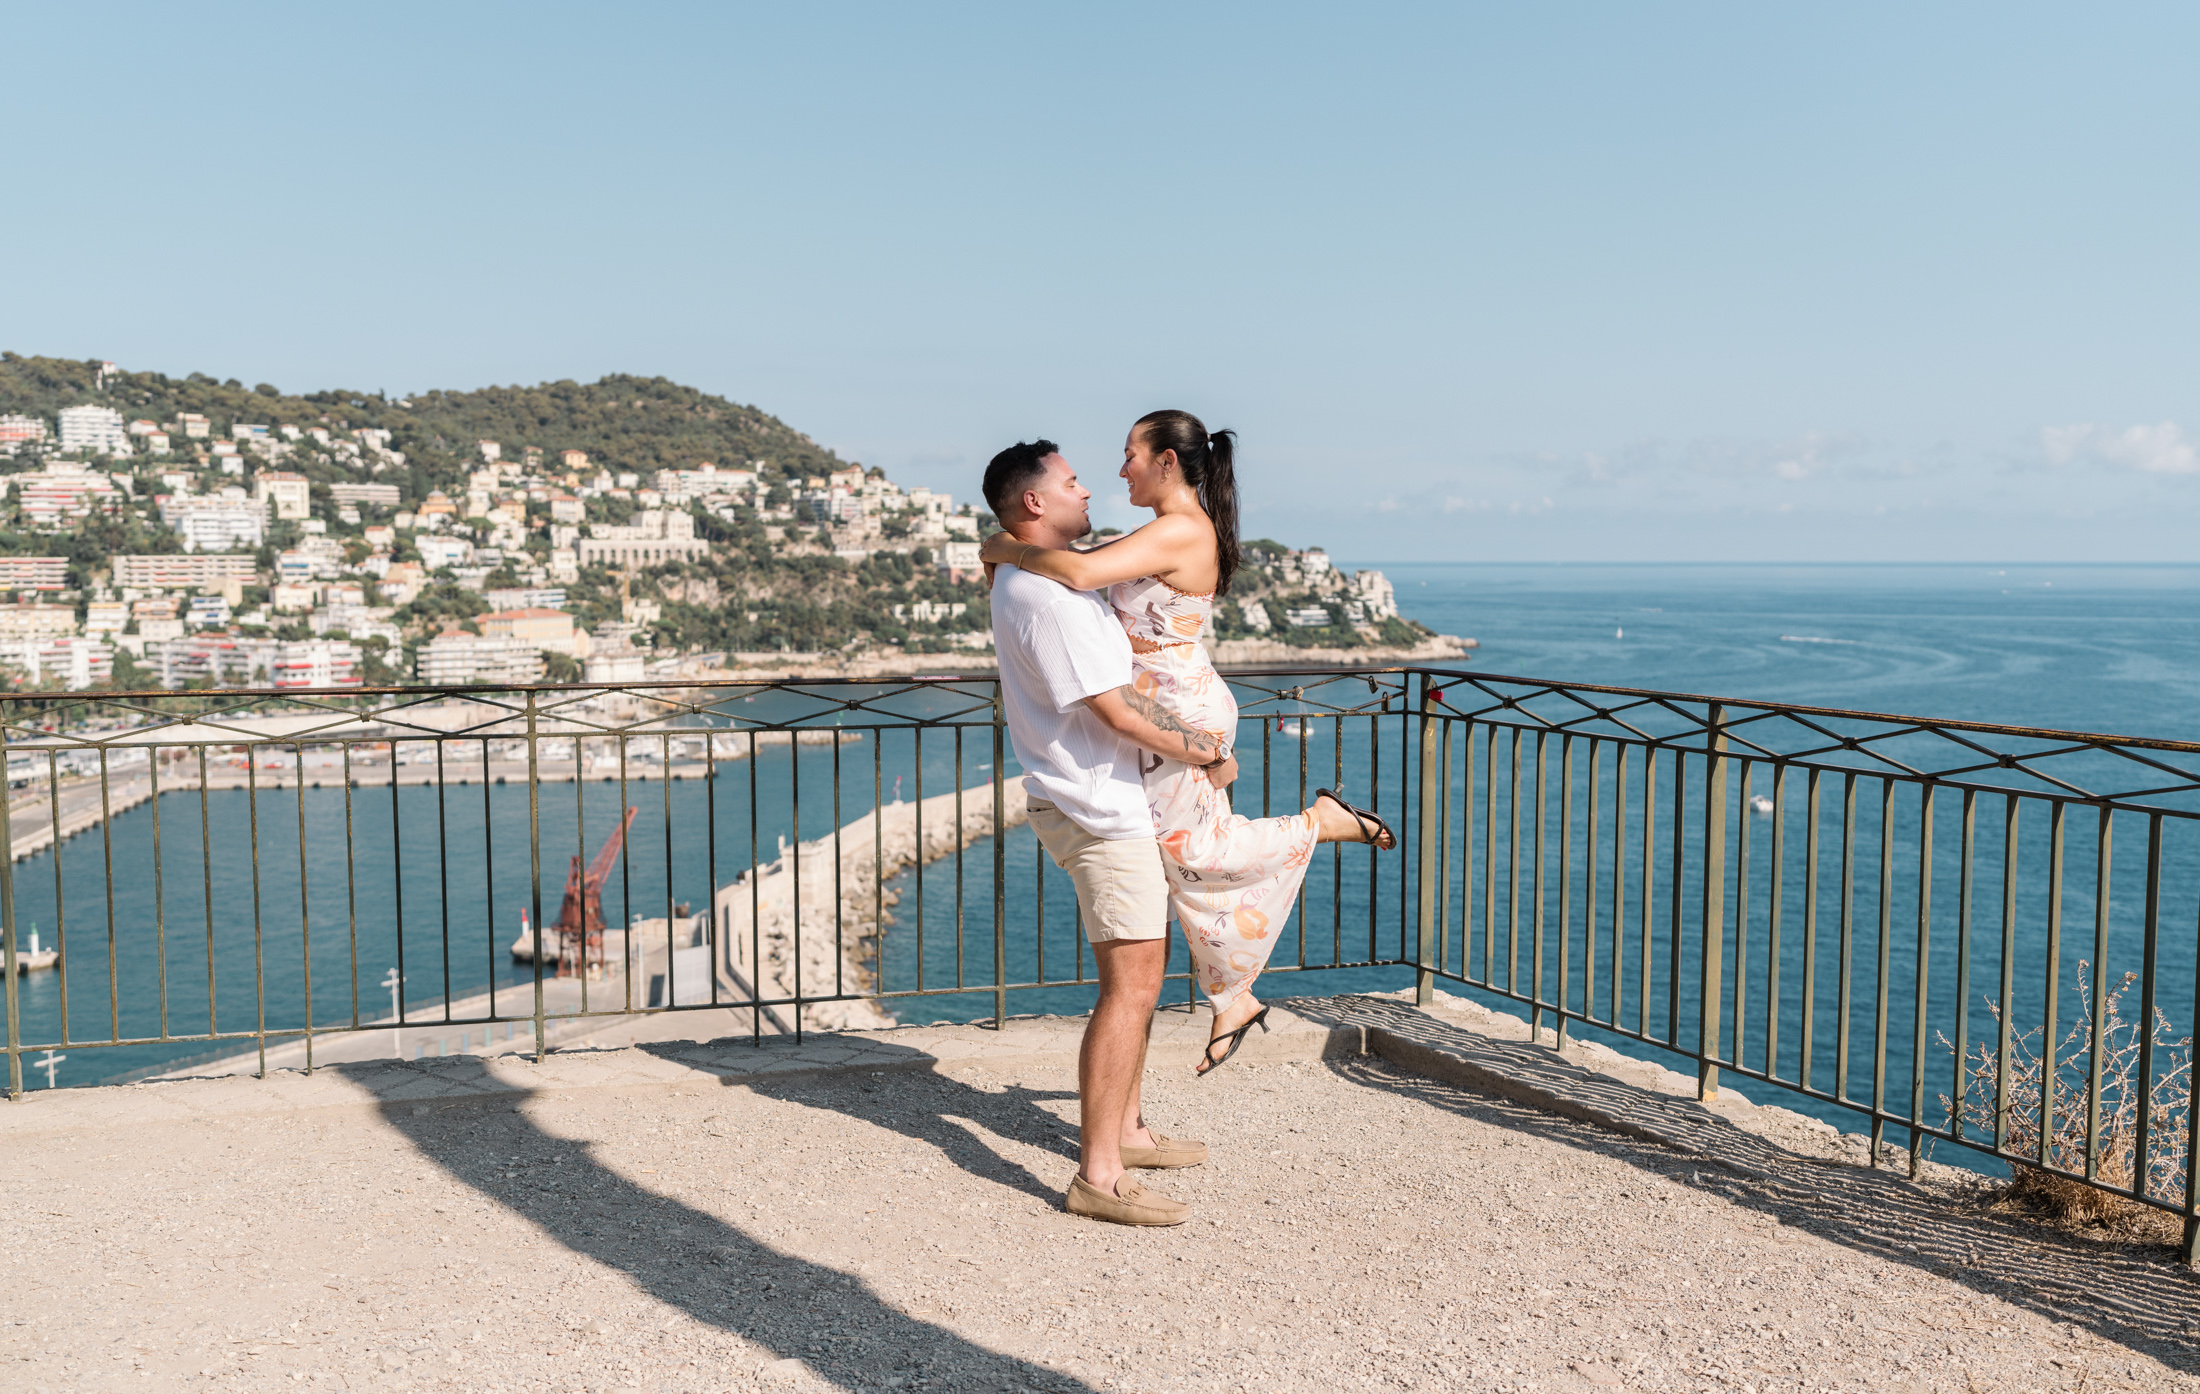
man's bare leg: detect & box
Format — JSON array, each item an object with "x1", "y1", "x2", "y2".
[
  {"x1": 1118, "y1": 999, "x2": 1158, "y2": 1151},
  {"x1": 1079, "y1": 936, "x2": 1166, "y2": 1197}
]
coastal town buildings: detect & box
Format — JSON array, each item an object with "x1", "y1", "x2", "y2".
[
  {"x1": 0, "y1": 357, "x2": 1441, "y2": 699},
  {"x1": 0, "y1": 635, "x2": 113, "y2": 689}
]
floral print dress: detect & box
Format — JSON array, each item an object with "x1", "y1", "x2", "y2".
[{"x1": 1108, "y1": 574, "x2": 1318, "y2": 1010}]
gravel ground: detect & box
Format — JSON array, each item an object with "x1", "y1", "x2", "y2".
[{"x1": 7, "y1": 1011, "x2": 2200, "y2": 1393}]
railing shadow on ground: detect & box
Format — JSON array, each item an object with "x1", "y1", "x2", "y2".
[
  {"x1": 350, "y1": 1041, "x2": 1100, "y2": 1394},
  {"x1": 633, "y1": 1038, "x2": 1083, "y2": 1206},
  {"x1": 1299, "y1": 995, "x2": 2200, "y2": 1373}
]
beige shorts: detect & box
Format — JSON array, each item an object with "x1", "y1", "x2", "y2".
[{"x1": 1027, "y1": 800, "x2": 1169, "y2": 943}]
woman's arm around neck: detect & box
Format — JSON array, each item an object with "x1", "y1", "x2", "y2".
[{"x1": 978, "y1": 514, "x2": 1211, "y2": 592}]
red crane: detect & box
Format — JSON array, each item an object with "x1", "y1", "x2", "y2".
[{"x1": 554, "y1": 807, "x2": 637, "y2": 977}]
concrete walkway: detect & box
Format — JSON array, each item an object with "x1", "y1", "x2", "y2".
[{"x1": 3, "y1": 994, "x2": 2197, "y2": 1393}]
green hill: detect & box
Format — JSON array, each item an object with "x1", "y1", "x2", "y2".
[{"x1": 0, "y1": 354, "x2": 850, "y2": 489}]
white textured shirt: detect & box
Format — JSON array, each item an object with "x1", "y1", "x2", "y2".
[{"x1": 990, "y1": 564, "x2": 1150, "y2": 840}]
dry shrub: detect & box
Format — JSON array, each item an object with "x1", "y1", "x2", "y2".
[{"x1": 1941, "y1": 961, "x2": 2192, "y2": 1230}]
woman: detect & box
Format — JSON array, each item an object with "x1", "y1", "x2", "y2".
[{"x1": 980, "y1": 409, "x2": 1396, "y2": 1074}]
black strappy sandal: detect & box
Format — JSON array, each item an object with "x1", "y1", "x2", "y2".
[
  {"x1": 1196, "y1": 1005, "x2": 1270, "y2": 1077},
  {"x1": 1315, "y1": 787, "x2": 1397, "y2": 850}
]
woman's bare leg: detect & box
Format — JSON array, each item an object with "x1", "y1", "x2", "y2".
[
  {"x1": 1199, "y1": 986, "x2": 1266, "y2": 1074},
  {"x1": 1308, "y1": 796, "x2": 1395, "y2": 848}
]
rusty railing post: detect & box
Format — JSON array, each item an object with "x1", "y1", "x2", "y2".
[
  {"x1": 1699, "y1": 703, "x2": 1728, "y2": 1101},
  {"x1": 1416, "y1": 672, "x2": 1440, "y2": 1007},
  {"x1": 1, "y1": 711, "x2": 18, "y2": 1101},
  {"x1": 527, "y1": 689, "x2": 546, "y2": 1061}
]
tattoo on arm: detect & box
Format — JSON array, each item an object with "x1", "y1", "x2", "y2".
[{"x1": 1116, "y1": 685, "x2": 1219, "y2": 763}]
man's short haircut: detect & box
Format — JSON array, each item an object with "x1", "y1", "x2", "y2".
[{"x1": 982, "y1": 439, "x2": 1060, "y2": 518}]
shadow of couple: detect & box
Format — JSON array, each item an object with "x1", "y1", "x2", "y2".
[
  {"x1": 366, "y1": 1036, "x2": 1095, "y2": 1392},
  {"x1": 360, "y1": 998, "x2": 2200, "y2": 1391}
]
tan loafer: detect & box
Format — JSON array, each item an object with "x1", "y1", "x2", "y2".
[
  {"x1": 1121, "y1": 1131, "x2": 1208, "y2": 1169},
  {"x1": 1064, "y1": 1174, "x2": 1190, "y2": 1226}
]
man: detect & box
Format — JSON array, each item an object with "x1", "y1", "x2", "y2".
[{"x1": 982, "y1": 439, "x2": 1236, "y2": 1227}]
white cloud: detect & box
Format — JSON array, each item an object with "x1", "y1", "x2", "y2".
[{"x1": 2041, "y1": 422, "x2": 2198, "y2": 475}]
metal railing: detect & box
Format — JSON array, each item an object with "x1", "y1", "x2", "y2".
[{"x1": 4, "y1": 666, "x2": 2199, "y2": 1253}]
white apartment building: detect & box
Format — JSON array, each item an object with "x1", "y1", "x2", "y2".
[
  {"x1": 0, "y1": 636, "x2": 113, "y2": 690},
  {"x1": 416, "y1": 631, "x2": 544, "y2": 686},
  {"x1": 936, "y1": 540, "x2": 981, "y2": 575},
  {"x1": 57, "y1": 405, "x2": 130, "y2": 456},
  {"x1": 14, "y1": 461, "x2": 123, "y2": 527},
  {"x1": 253, "y1": 471, "x2": 312, "y2": 520},
  {"x1": 892, "y1": 601, "x2": 968, "y2": 624},
  {"x1": 415, "y1": 535, "x2": 474, "y2": 572},
  {"x1": 113, "y1": 553, "x2": 258, "y2": 591},
  {"x1": 0, "y1": 605, "x2": 79, "y2": 641},
  {"x1": 309, "y1": 605, "x2": 401, "y2": 646},
  {"x1": 150, "y1": 635, "x2": 276, "y2": 687},
  {"x1": 583, "y1": 645, "x2": 647, "y2": 683},
  {"x1": 0, "y1": 414, "x2": 49, "y2": 455},
  {"x1": 575, "y1": 509, "x2": 709, "y2": 568},
  {"x1": 159, "y1": 492, "x2": 268, "y2": 552},
  {"x1": 331, "y1": 482, "x2": 402, "y2": 509},
  {"x1": 145, "y1": 635, "x2": 356, "y2": 689},
  {"x1": 274, "y1": 537, "x2": 346, "y2": 582},
  {"x1": 0, "y1": 556, "x2": 69, "y2": 592},
  {"x1": 800, "y1": 489, "x2": 864, "y2": 525},
  {"x1": 652, "y1": 464, "x2": 755, "y2": 502},
  {"x1": 178, "y1": 414, "x2": 211, "y2": 439},
  {"x1": 269, "y1": 640, "x2": 360, "y2": 689}
]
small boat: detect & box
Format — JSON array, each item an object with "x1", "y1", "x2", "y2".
[
  {"x1": 1615, "y1": 627, "x2": 1623, "y2": 639},
  {"x1": 1749, "y1": 795, "x2": 1775, "y2": 815}
]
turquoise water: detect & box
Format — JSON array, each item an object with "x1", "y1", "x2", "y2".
[
  {"x1": 12, "y1": 564, "x2": 2200, "y2": 1148},
  {"x1": 1374, "y1": 562, "x2": 2200, "y2": 740}
]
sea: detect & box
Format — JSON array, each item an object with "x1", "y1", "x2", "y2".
[{"x1": 11, "y1": 562, "x2": 2200, "y2": 1171}]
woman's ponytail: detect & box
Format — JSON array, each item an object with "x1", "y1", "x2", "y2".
[{"x1": 1134, "y1": 410, "x2": 1243, "y2": 594}]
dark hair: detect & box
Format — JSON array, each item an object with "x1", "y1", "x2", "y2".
[
  {"x1": 982, "y1": 438, "x2": 1059, "y2": 518},
  {"x1": 1134, "y1": 409, "x2": 1240, "y2": 593}
]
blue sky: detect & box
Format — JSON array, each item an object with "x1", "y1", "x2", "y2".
[{"x1": 7, "y1": 3, "x2": 2197, "y2": 561}]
